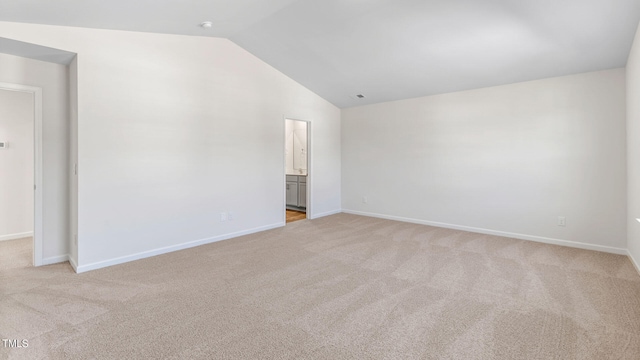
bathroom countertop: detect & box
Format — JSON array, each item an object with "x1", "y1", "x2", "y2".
[{"x1": 286, "y1": 173, "x2": 307, "y2": 176}]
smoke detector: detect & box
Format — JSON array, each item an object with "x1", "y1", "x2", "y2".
[{"x1": 199, "y1": 21, "x2": 213, "y2": 29}]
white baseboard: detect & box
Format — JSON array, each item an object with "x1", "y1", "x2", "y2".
[
  {"x1": 68, "y1": 255, "x2": 78, "y2": 272},
  {"x1": 309, "y1": 209, "x2": 342, "y2": 220},
  {"x1": 0, "y1": 231, "x2": 33, "y2": 242},
  {"x1": 75, "y1": 222, "x2": 285, "y2": 273},
  {"x1": 42, "y1": 254, "x2": 69, "y2": 266},
  {"x1": 628, "y1": 250, "x2": 640, "y2": 276},
  {"x1": 342, "y1": 209, "x2": 628, "y2": 255}
]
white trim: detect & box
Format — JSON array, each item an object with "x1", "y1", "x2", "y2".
[
  {"x1": 628, "y1": 250, "x2": 640, "y2": 276},
  {"x1": 68, "y1": 255, "x2": 78, "y2": 272},
  {"x1": 309, "y1": 209, "x2": 342, "y2": 220},
  {"x1": 282, "y1": 118, "x2": 287, "y2": 224},
  {"x1": 0, "y1": 231, "x2": 33, "y2": 242},
  {"x1": 0, "y1": 82, "x2": 43, "y2": 266},
  {"x1": 42, "y1": 254, "x2": 69, "y2": 266},
  {"x1": 307, "y1": 120, "x2": 312, "y2": 219},
  {"x1": 75, "y1": 222, "x2": 284, "y2": 273},
  {"x1": 342, "y1": 209, "x2": 628, "y2": 255}
]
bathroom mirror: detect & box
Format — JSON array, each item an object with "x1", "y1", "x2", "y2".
[
  {"x1": 285, "y1": 120, "x2": 307, "y2": 175},
  {"x1": 293, "y1": 128, "x2": 307, "y2": 173}
]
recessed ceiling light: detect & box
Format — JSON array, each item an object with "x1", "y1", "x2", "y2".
[{"x1": 199, "y1": 21, "x2": 213, "y2": 29}]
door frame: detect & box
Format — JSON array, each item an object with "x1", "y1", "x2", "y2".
[
  {"x1": 283, "y1": 117, "x2": 311, "y2": 222},
  {"x1": 0, "y1": 82, "x2": 44, "y2": 266}
]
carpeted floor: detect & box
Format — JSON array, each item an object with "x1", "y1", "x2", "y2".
[
  {"x1": 1, "y1": 213, "x2": 640, "y2": 359},
  {"x1": 0, "y1": 237, "x2": 32, "y2": 271}
]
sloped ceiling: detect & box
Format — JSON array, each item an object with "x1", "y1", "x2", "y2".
[{"x1": 1, "y1": 0, "x2": 639, "y2": 107}]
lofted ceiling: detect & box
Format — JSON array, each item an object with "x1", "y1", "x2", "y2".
[{"x1": 1, "y1": 0, "x2": 640, "y2": 108}]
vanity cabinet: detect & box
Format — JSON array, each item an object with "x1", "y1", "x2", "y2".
[
  {"x1": 286, "y1": 180, "x2": 299, "y2": 207},
  {"x1": 286, "y1": 175, "x2": 306, "y2": 209},
  {"x1": 298, "y1": 177, "x2": 307, "y2": 208}
]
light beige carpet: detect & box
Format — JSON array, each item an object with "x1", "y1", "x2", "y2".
[
  {"x1": 1, "y1": 214, "x2": 639, "y2": 359},
  {"x1": 0, "y1": 237, "x2": 32, "y2": 271}
]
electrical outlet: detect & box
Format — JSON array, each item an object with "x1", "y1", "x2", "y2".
[
  {"x1": 220, "y1": 212, "x2": 227, "y2": 222},
  {"x1": 362, "y1": 196, "x2": 368, "y2": 204},
  {"x1": 228, "y1": 211, "x2": 234, "y2": 221},
  {"x1": 557, "y1": 216, "x2": 566, "y2": 227}
]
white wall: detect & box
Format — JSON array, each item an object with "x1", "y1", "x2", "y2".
[
  {"x1": 0, "y1": 89, "x2": 34, "y2": 240},
  {"x1": 343, "y1": 69, "x2": 627, "y2": 252},
  {"x1": 0, "y1": 53, "x2": 70, "y2": 260},
  {"x1": 0, "y1": 22, "x2": 341, "y2": 272},
  {"x1": 628, "y1": 23, "x2": 640, "y2": 270}
]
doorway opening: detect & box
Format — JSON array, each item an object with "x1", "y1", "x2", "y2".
[
  {"x1": 285, "y1": 118, "x2": 309, "y2": 224},
  {"x1": 0, "y1": 82, "x2": 43, "y2": 269}
]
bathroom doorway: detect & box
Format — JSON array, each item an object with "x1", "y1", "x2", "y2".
[{"x1": 285, "y1": 118, "x2": 309, "y2": 223}]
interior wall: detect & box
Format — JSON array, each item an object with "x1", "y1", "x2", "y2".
[
  {"x1": 342, "y1": 69, "x2": 627, "y2": 252},
  {"x1": 0, "y1": 53, "x2": 70, "y2": 261},
  {"x1": 0, "y1": 22, "x2": 341, "y2": 272},
  {"x1": 627, "y1": 23, "x2": 640, "y2": 270},
  {"x1": 0, "y1": 89, "x2": 34, "y2": 240}
]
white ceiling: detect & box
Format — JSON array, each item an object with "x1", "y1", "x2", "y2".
[{"x1": 1, "y1": 0, "x2": 639, "y2": 108}]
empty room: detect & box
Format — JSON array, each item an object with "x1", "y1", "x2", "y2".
[{"x1": 1, "y1": 0, "x2": 640, "y2": 359}]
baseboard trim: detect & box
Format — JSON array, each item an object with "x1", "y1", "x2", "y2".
[
  {"x1": 75, "y1": 222, "x2": 284, "y2": 273},
  {"x1": 628, "y1": 250, "x2": 640, "y2": 276},
  {"x1": 68, "y1": 256, "x2": 78, "y2": 272},
  {"x1": 342, "y1": 209, "x2": 627, "y2": 255},
  {"x1": 310, "y1": 209, "x2": 342, "y2": 220},
  {"x1": 42, "y1": 254, "x2": 69, "y2": 266},
  {"x1": 287, "y1": 205, "x2": 307, "y2": 212},
  {"x1": 0, "y1": 231, "x2": 33, "y2": 242}
]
